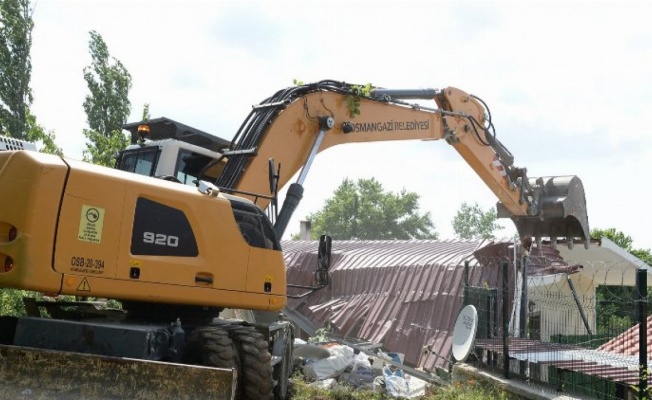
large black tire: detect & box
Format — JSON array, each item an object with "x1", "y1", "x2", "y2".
[
  {"x1": 184, "y1": 326, "x2": 238, "y2": 369},
  {"x1": 227, "y1": 326, "x2": 274, "y2": 400},
  {"x1": 272, "y1": 333, "x2": 293, "y2": 400}
]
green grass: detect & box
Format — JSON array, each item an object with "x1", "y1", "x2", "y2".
[{"x1": 289, "y1": 376, "x2": 513, "y2": 400}]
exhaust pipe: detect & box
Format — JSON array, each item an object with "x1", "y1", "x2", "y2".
[{"x1": 498, "y1": 175, "x2": 590, "y2": 249}]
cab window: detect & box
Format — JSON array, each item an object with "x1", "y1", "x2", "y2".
[
  {"x1": 115, "y1": 147, "x2": 160, "y2": 176},
  {"x1": 176, "y1": 150, "x2": 220, "y2": 185}
]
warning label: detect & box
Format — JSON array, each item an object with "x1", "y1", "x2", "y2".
[
  {"x1": 78, "y1": 205, "x2": 105, "y2": 243},
  {"x1": 77, "y1": 277, "x2": 91, "y2": 292}
]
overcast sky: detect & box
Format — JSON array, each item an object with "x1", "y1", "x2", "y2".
[{"x1": 29, "y1": 0, "x2": 652, "y2": 249}]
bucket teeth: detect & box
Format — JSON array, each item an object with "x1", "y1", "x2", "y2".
[{"x1": 498, "y1": 176, "x2": 590, "y2": 249}]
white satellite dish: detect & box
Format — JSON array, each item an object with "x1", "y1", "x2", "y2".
[{"x1": 451, "y1": 304, "x2": 478, "y2": 362}]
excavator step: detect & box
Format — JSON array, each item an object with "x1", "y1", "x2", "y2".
[{"x1": 0, "y1": 344, "x2": 235, "y2": 400}]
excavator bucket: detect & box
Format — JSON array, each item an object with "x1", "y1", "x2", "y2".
[
  {"x1": 499, "y1": 176, "x2": 590, "y2": 249},
  {"x1": 0, "y1": 344, "x2": 235, "y2": 400}
]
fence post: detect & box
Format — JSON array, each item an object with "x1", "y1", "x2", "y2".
[
  {"x1": 638, "y1": 269, "x2": 648, "y2": 399},
  {"x1": 519, "y1": 253, "x2": 528, "y2": 377},
  {"x1": 502, "y1": 260, "x2": 510, "y2": 379},
  {"x1": 464, "y1": 261, "x2": 469, "y2": 306},
  {"x1": 519, "y1": 254, "x2": 527, "y2": 339}
]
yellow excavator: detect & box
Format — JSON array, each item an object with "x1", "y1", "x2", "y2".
[{"x1": 0, "y1": 80, "x2": 590, "y2": 399}]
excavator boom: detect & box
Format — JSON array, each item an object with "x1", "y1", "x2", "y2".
[{"x1": 215, "y1": 80, "x2": 590, "y2": 247}]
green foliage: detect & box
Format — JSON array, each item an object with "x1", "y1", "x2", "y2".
[
  {"x1": 105, "y1": 298, "x2": 122, "y2": 310},
  {"x1": 632, "y1": 248, "x2": 652, "y2": 266},
  {"x1": 289, "y1": 375, "x2": 511, "y2": 400},
  {"x1": 25, "y1": 109, "x2": 63, "y2": 155},
  {"x1": 0, "y1": 0, "x2": 33, "y2": 138},
  {"x1": 0, "y1": 290, "x2": 68, "y2": 317},
  {"x1": 591, "y1": 227, "x2": 633, "y2": 249},
  {"x1": 452, "y1": 202, "x2": 502, "y2": 240},
  {"x1": 83, "y1": 30, "x2": 132, "y2": 136},
  {"x1": 292, "y1": 79, "x2": 304, "y2": 86},
  {"x1": 0, "y1": 291, "x2": 120, "y2": 318},
  {"x1": 141, "y1": 103, "x2": 150, "y2": 121},
  {"x1": 308, "y1": 177, "x2": 438, "y2": 240},
  {"x1": 0, "y1": 1, "x2": 62, "y2": 150},
  {"x1": 0, "y1": 289, "x2": 29, "y2": 316},
  {"x1": 428, "y1": 379, "x2": 510, "y2": 400},
  {"x1": 290, "y1": 377, "x2": 382, "y2": 400},
  {"x1": 630, "y1": 365, "x2": 652, "y2": 399},
  {"x1": 345, "y1": 83, "x2": 372, "y2": 118},
  {"x1": 595, "y1": 285, "x2": 635, "y2": 336},
  {"x1": 82, "y1": 128, "x2": 128, "y2": 167},
  {"x1": 82, "y1": 30, "x2": 132, "y2": 165},
  {"x1": 307, "y1": 327, "x2": 330, "y2": 344}
]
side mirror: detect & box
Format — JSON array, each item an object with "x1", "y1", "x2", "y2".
[
  {"x1": 318, "y1": 235, "x2": 331, "y2": 270},
  {"x1": 286, "y1": 234, "x2": 332, "y2": 298},
  {"x1": 316, "y1": 235, "x2": 332, "y2": 286}
]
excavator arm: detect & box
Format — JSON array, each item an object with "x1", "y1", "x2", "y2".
[{"x1": 215, "y1": 80, "x2": 589, "y2": 248}]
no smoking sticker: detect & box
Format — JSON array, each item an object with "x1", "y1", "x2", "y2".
[{"x1": 78, "y1": 205, "x2": 105, "y2": 243}]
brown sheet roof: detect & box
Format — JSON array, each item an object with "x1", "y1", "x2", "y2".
[
  {"x1": 283, "y1": 240, "x2": 552, "y2": 369},
  {"x1": 282, "y1": 239, "x2": 577, "y2": 371}
]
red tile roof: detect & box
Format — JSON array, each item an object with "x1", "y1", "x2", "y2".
[{"x1": 598, "y1": 316, "x2": 652, "y2": 357}]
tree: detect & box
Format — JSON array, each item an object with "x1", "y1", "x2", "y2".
[
  {"x1": 25, "y1": 110, "x2": 62, "y2": 155},
  {"x1": 82, "y1": 30, "x2": 132, "y2": 166},
  {"x1": 0, "y1": 0, "x2": 32, "y2": 138},
  {"x1": 452, "y1": 202, "x2": 502, "y2": 240},
  {"x1": 141, "y1": 103, "x2": 150, "y2": 121},
  {"x1": 0, "y1": 0, "x2": 63, "y2": 151},
  {"x1": 307, "y1": 177, "x2": 438, "y2": 240}
]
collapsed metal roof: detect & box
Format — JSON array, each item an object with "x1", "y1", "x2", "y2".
[{"x1": 282, "y1": 239, "x2": 578, "y2": 372}]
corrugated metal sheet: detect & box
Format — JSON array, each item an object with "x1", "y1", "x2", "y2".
[{"x1": 282, "y1": 239, "x2": 575, "y2": 372}]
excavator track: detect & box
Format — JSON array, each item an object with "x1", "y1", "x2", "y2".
[{"x1": 186, "y1": 325, "x2": 274, "y2": 400}]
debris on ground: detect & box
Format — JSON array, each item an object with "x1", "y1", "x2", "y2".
[{"x1": 293, "y1": 339, "x2": 430, "y2": 398}]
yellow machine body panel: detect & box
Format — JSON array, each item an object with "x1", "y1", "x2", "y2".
[
  {"x1": 0, "y1": 151, "x2": 287, "y2": 311},
  {"x1": 0, "y1": 151, "x2": 67, "y2": 294}
]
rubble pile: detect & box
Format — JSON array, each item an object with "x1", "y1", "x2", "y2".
[{"x1": 293, "y1": 339, "x2": 430, "y2": 398}]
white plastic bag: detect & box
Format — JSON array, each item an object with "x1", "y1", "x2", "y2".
[
  {"x1": 302, "y1": 345, "x2": 354, "y2": 380},
  {"x1": 348, "y1": 352, "x2": 379, "y2": 387},
  {"x1": 383, "y1": 365, "x2": 410, "y2": 398},
  {"x1": 309, "y1": 378, "x2": 337, "y2": 389}
]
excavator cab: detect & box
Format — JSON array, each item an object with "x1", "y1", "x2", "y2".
[{"x1": 116, "y1": 117, "x2": 231, "y2": 184}]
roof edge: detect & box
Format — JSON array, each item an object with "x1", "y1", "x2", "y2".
[{"x1": 600, "y1": 237, "x2": 649, "y2": 270}]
